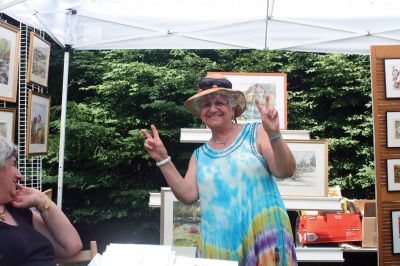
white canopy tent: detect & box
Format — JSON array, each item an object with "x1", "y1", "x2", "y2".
[{"x1": 2, "y1": 0, "x2": 400, "y2": 207}]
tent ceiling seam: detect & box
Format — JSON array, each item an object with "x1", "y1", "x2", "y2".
[{"x1": 0, "y1": 0, "x2": 25, "y2": 12}]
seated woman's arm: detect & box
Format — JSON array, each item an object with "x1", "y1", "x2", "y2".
[{"x1": 12, "y1": 184, "x2": 82, "y2": 257}]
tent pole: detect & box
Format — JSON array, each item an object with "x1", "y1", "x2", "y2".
[
  {"x1": 264, "y1": 0, "x2": 270, "y2": 50},
  {"x1": 57, "y1": 49, "x2": 71, "y2": 209}
]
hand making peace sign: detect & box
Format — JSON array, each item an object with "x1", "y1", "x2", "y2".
[
  {"x1": 140, "y1": 125, "x2": 168, "y2": 162},
  {"x1": 255, "y1": 95, "x2": 280, "y2": 137}
]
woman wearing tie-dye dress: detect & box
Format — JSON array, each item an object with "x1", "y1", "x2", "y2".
[{"x1": 141, "y1": 74, "x2": 297, "y2": 266}]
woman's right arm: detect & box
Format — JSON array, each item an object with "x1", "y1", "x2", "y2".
[
  {"x1": 158, "y1": 154, "x2": 199, "y2": 204},
  {"x1": 140, "y1": 125, "x2": 199, "y2": 204}
]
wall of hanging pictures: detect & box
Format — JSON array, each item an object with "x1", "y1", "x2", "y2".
[
  {"x1": 0, "y1": 14, "x2": 50, "y2": 191},
  {"x1": 371, "y1": 45, "x2": 400, "y2": 264}
]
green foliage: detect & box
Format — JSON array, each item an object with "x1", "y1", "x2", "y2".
[{"x1": 44, "y1": 49, "x2": 375, "y2": 227}]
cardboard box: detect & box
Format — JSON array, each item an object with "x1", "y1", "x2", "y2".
[
  {"x1": 355, "y1": 200, "x2": 377, "y2": 248},
  {"x1": 298, "y1": 213, "x2": 362, "y2": 244},
  {"x1": 362, "y1": 217, "x2": 377, "y2": 247}
]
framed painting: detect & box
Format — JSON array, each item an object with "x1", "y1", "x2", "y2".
[
  {"x1": 387, "y1": 111, "x2": 400, "y2": 148},
  {"x1": 208, "y1": 72, "x2": 287, "y2": 129},
  {"x1": 26, "y1": 90, "x2": 51, "y2": 155},
  {"x1": 275, "y1": 139, "x2": 328, "y2": 197},
  {"x1": 0, "y1": 107, "x2": 16, "y2": 143},
  {"x1": 391, "y1": 210, "x2": 400, "y2": 254},
  {"x1": 387, "y1": 159, "x2": 400, "y2": 192},
  {"x1": 384, "y1": 58, "x2": 400, "y2": 99},
  {"x1": 0, "y1": 20, "x2": 20, "y2": 102},
  {"x1": 28, "y1": 32, "x2": 51, "y2": 87},
  {"x1": 160, "y1": 187, "x2": 199, "y2": 253}
]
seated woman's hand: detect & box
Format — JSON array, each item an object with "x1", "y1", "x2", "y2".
[{"x1": 11, "y1": 183, "x2": 48, "y2": 210}]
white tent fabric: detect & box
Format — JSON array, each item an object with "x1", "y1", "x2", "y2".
[
  {"x1": 2, "y1": 0, "x2": 400, "y2": 54},
  {"x1": 2, "y1": 0, "x2": 400, "y2": 207}
]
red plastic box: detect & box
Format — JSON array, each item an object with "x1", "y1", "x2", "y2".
[{"x1": 298, "y1": 213, "x2": 362, "y2": 244}]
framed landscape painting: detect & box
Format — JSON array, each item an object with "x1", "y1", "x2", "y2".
[
  {"x1": 384, "y1": 58, "x2": 400, "y2": 99},
  {"x1": 160, "y1": 187, "x2": 199, "y2": 253},
  {"x1": 208, "y1": 72, "x2": 287, "y2": 129},
  {"x1": 388, "y1": 159, "x2": 400, "y2": 192},
  {"x1": 391, "y1": 210, "x2": 400, "y2": 254},
  {"x1": 0, "y1": 21, "x2": 20, "y2": 102},
  {"x1": 28, "y1": 32, "x2": 51, "y2": 87},
  {"x1": 0, "y1": 107, "x2": 16, "y2": 143},
  {"x1": 26, "y1": 90, "x2": 51, "y2": 155},
  {"x1": 387, "y1": 111, "x2": 400, "y2": 148},
  {"x1": 275, "y1": 140, "x2": 328, "y2": 197}
]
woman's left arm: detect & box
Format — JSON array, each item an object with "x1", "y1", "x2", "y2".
[
  {"x1": 12, "y1": 184, "x2": 82, "y2": 257},
  {"x1": 255, "y1": 96, "x2": 296, "y2": 178}
]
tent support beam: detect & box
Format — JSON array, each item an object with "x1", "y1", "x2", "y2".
[{"x1": 56, "y1": 48, "x2": 71, "y2": 209}]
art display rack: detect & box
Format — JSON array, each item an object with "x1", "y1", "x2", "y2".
[
  {"x1": 370, "y1": 45, "x2": 400, "y2": 265},
  {"x1": 18, "y1": 23, "x2": 48, "y2": 190},
  {"x1": 0, "y1": 17, "x2": 48, "y2": 191}
]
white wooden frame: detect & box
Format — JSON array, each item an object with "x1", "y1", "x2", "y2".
[
  {"x1": 384, "y1": 58, "x2": 400, "y2": 99},
  {"x1": 160, "y1": 187, "x2": 199, "y2": 254},
  {"x1": 276, "y1": 140, "x2": 328, "y2": 197},
  {"x1": 386, "y1": 111, "x2": 400, "y2": 148},
  {"x1": 387, "y1": 159, "x2": 400, "y2": 191}
]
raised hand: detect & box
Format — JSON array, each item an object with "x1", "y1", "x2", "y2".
[
  {"x1": 140, "y1": 124, "x2": 168, "y2": 162},
  {"x1": 255, "y1": 95, "x2": 280, "y2": 136}
]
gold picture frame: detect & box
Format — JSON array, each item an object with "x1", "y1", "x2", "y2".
[
  {"x1": 0, "y1": 20, "x2": 20, "y2": 102},
  {"x1": 208, "y1": 72, "x2": 288, "y2": 129},
  {"x1": 28, "y1": 32, "x2": 51, "y2": 87},
  {"x1": 275, "y1": 139, "x2": 329, "y2": 197},
  {"x1": 26, "y1": 90, "x2": 51, "y2": 155},
  {"x1": 0, "y1": 107, "x2": 16, "y2": 142}
]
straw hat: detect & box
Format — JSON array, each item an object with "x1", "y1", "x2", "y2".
[{"x1": 184, "y1": 74, "x2": 246, "y2": 118}]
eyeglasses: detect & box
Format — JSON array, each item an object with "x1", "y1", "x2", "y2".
[
  {"x1": 199, "y1": 100, "x2": 229, "y2": 110},
  {"x1": 198, "y1": 78, "x2": 232, "y2": 90}
]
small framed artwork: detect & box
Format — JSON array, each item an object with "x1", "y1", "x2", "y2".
[
  {"x1": 28, "y1": 32, "x2": 51, "y2": 87},
  {"x1": 391, "y1": 210, "x2": 400, "y2": 254},
  {"x1": 386, "y1": 111, "x2": 400, "y2": 148},
  {"x1": 384, "y1": 59, "x2": 400, "y2": 99},
  {"x1": 0, "y1": 20, "x2": 20, "y2": 102},
  {"x1": 0, "y1": 107, "x2": 16, "y2": 143},
  {"x1": 26, "y1": 90, "x2": 51, "y2": 155},
  {"x1": 388, "y1": 159, "x2": 400, "y2": 191},
  {"x1": 160, "y1": 187, "x2": 199, "y2": 253},
  {"x1": 275, "y1": 139, "x2": 328, "y2": 197},
  {"x1": 208, "y1": 72, "x2": 287, "y2": 129}
]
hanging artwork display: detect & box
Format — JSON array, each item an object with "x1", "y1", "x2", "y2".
[
  {"x1": 384, "y1": 59, "x2": 400, "y2": 99},
  {"x1": 387, "y1": 111, "x2": 400, "y2": 148},
  {"x1": 26, "y1": 90, "x2": 51, "y2": 155},
  {"x1": 0, "y1": 21, "x2": 20, "y2": 102},
  {"x1": 0, "y1": 107, "x2": 16, "y2": 143},
  {"x1": 28, "y1": 32, "x2": 51, "y2": 87},
  {"x1": 208, "y1": 72, "x2": 287, "y2": 129},
  {"x1": 275, "y1": 139, "x2": 328, "y2": 197}
]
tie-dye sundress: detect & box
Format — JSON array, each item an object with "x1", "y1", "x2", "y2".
[{"x1": 194, "y1": 122, "x2": 297, "y2": 266}]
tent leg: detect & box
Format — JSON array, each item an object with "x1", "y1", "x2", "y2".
[{"x1": 57, "y1": 51, "x2": 70, "y2": 209}]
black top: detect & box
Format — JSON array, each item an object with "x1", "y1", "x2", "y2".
[{"x1": 0, "y1": 204, "x2": 56, "y2": 266}]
